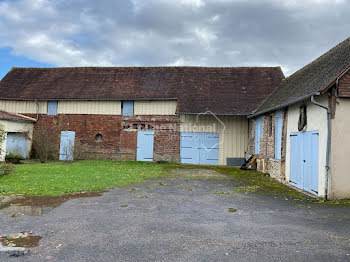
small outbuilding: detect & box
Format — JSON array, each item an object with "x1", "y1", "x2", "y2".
[{"x1": 0, "y1": 110, "x2": 36, "y2": 161}]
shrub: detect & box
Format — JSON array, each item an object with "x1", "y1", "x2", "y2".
[
  {"x1": 5, "y1": 153, "x2": 24, "y2": 160},
  {"x1": 0, "y1": 162, "x2": 14, "y2": 177},
  {"x1": 32, "y1": 121, "x2": 59, "y2": 163}
]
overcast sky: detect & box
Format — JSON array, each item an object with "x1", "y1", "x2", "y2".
[{"x1": 0, "y1": 0, "x2": 349, "y2": 79}]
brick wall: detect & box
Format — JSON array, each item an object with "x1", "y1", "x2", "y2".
[
  {"x1": 26, "y1": 114, "x2": 180, "y2": 162},
  {"x1": 248, "y1": 110, "x2": 287, "y2": 182}
]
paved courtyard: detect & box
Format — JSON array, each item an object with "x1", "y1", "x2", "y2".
[{"x1": 1, "y1": 169, "x2": 350, "y2": 261}]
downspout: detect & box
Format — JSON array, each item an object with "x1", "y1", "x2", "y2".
[
  {"x1": 310, "y1": 94, "x2": 331, "y2": 199},
  {"x1": 35, "y1": 100, "x2": 39, "y2": 120},
  {"x1": 335, "y1": 67, "x2": 350, "y2": 98}
]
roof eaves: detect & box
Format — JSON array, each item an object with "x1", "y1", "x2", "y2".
[{"x1": 248, "y1": 92, "x2": 319, "y2": 118}]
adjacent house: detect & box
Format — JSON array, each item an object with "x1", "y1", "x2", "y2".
[
  {"x1": 0, "y1": 37, "x2": 349, "y2": 199},
  {"x1": 0, "y1": 66, "x2": 284, "y2": 165},
  {"x1": 249, "y1": 37, "x2": 350, "y2": 199},
  {"x1": 0, "y1": 110, "x2": 36, "y2": 161}
]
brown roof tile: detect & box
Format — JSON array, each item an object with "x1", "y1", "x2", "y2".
[
  {"x1": 0, "y1": 110, "x2": 36, "y2": 122},
  {"x1": 0, "y1": 66, "x2": 284, "y2": 115}
]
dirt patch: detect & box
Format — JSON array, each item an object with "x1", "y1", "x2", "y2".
[
  {"x1": 171, "y1": 168, "x2": 228, "y2": 179},
  {"x1": 0, "y1": 232, "x2": 41, "y2": 248}
]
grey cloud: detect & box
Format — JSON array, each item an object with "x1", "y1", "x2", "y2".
[{"x1": 0, "y1": 0, "x2": 349, "y2": 75}]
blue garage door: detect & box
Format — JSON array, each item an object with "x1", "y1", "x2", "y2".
[
  {"x1": 137, "y1": 131, "x2": 154, "y2": 162},
  {"x1": 180, "y1": 132, "x2": 219, "y2": 165},
  {"x1": 290, "y1": 131, "x2": 319, "y2": 195},
  {"x1": 59, "y1": 131, "x2": 75, "y2": 161},
  {"x1": 6, "y1": 133, "x2": 29, "y2": 158}
]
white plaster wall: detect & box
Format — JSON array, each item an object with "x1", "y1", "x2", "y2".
[
  {"x1": 0, "y1": 120, "x2": 34, "y2": 161},
  {"x1": 285, "y1": 94, "x2": 328, "y2": 197},
  {"x1": 330, "y1": 98, "x2": 350, "y2": 199}
]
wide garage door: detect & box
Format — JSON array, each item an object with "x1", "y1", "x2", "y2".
[
  {"x1": 180, "y1": 132, "x2": 219, "y2": 165},
  {"x1": 290, "y1": 131, "x2": 319, "y2": 195}
]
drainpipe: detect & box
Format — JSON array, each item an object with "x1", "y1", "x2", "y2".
[
  {"x1": 35, "y1": 100, "x2": 39, "y2": 120},
  {"x1": 310, "y1": 94, "x2": 331, "y2": 199},
  {"x1": 335, "y1": 67, "x2": 350, "y2": 98}
]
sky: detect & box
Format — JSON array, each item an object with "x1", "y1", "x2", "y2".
[{"x1": 0, "y1": 0, "x2": 349, "y2": 79}]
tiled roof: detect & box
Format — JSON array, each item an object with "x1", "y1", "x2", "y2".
[
  {"x1": 255, "y1": 37, "x2": 350, "y2": 115},
  {"x1": 0, "y1": 66, "x2": 284, "y2": 115},
  {"x1": 0, "y1": 110, "x2": 36, "y2": 122}
]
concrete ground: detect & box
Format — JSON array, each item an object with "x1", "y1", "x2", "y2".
[{"x1": 1, "y1": 169, "x2": 350, "y2": 261}]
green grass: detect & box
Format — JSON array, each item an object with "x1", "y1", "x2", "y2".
[{"x1": 0, "y1": 160, "x2": 174, "y2": 196}]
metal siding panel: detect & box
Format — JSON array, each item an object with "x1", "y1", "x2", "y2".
[
  {"x1": 59, "y1": 131, "x2": 75, "y2": 160},
  {"x1": 6, "y1": 133, "x2": 29, "y2": 158},
  {"x1": 137, "y1": 131, "x2": 154, "y2": 161}
]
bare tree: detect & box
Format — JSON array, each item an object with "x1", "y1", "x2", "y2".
[{"x1": 32, "y1": 121, "x2": 59, "y2": 163}]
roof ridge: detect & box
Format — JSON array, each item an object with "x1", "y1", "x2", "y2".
[{"x1": 10, "y1": 66, "x2": 282, "y2": 70}]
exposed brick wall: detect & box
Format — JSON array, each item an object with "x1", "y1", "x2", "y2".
[
  {"x1": 26, "y1": 113, "x2": 180, "y2": 162},
  {"x1": 248, "y1": 110, "x2": 287, "y2": 182}
]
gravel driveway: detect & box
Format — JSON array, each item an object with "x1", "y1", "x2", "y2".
[{"x1": 1, "y1": 168, "x2": 350, "y2": 261}]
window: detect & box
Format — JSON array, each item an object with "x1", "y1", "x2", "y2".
[
  {"x1": 298, "y1": 104, "x2": 307, "y2": 131},
  {"x1": 47, "y1": 100, "x2": 58, "y2": 115},
  {"x1": 95, "y1": 134, "x2": 103, "y2": 142},
  {"x1": 122, "y1": 101, "x2": 134, "y2": 116},
  {"x1": 133, "y1": 124, "x2": 138, "y2": 129}
]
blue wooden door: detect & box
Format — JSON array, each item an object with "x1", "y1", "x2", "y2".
[
  {"x1": 6, "y1": 133, "x2": 28, "y2": 158},
  {"x1": 122, "y1": 101, "x2": 134, "y2": 116},
  {"x1": 198, "y1": 133, "x2": 219, "y2": 165},
  {"x1": 59, "y1": 131, "x2": 75, "y2": 161},
  {"x1": 180, "y1": 132, "x2": 199, "y2": 164},
  {"x1": 290, "y1": 131, "x2": 319, "y2": 195},
  {"x1": 180, "y1": 132, "x2": 219, "y2": 165},
  {"x1": 275, "y1": 110, "x2": 282, "y2": 159},
  {"x1": 137, "y1": 131, "x2": 154, "y2": 161},
  {"x1": 255, "y1": 117, "x2": 263, "y2": 154}
]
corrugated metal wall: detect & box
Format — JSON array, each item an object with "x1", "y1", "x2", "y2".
[
  {"x1": 180, "y1": 115, "x2": 248, "y2": 165},
  {"x1": 57, "y1": 101, "x2": 121, "y2": 115},
  {"x1": 0, "y1": 100, "x2": 47, "y2": 114},
  {"x1": 134, "y1": 100, "x2": 177, "y2": 115}
]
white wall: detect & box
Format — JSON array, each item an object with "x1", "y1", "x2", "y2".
[
  {"x1": 0, "y1": 119, "x2": 34, "y2": 161},
  {"x1": 134, "y1": 100, "x2": 177, "y2": 115},
  {"x1": 330, "y1": 98, "x2": 350, "y2": 199},
  {"x1": 285, "y1": 94, "x2": 328, "y2": 197}
]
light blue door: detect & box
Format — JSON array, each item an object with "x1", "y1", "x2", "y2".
[
  {"x1": 59, "y1": 131, "x2": 75, "y2": 161},
  {"x1": 290, "y1": 131, "x2": 319, "y2": 195},
  {"x1": 180, "y1": 132, "x2": 219, "y2": 165},
  {"x1": 255, "y1": 117, "x2": 263, "y2": 154},
  {"x1": 6, "y1": 133, "x2": 28, "y2": 158},
  {"x1": 137, "y1": 131, "x2": 154, "y2": 161},
  {"x1": 275, "y1": 110, "x2": 283, "y2": 159},
  {"x1": 180, "y1": 132, "x2": 199, "y2": 164}
]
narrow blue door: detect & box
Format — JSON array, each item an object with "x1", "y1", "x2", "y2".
[
  {"x1": 255, "y1": 117, "x2": 263, "y2": 154},
  {"x1": 290, "y1": 133, "x2": 303, "y2": 188},
  {"x1": 137, "y1": 131, "x2": 154, "y2": 161},
  {"x1": 303, "y1": 131, "x2": 319, "y2": 194},
  {"x1": 274, "y1": 110, "x2": 282, "y2": 159},
  {"x1": 6, "y1": 133, "x2": 28, "y2": 158},
  {"x1": 122, "y1": 101, "x2": 134, "y2": 116},
  {"x1": 180, "y1": 132, "x2": 199, "y2": 164},
  {"x1": 59, "y1": 131, "x2": 75, "y2": 161},
  {"x1": 198, "y1": 133, "x2": 219, "y2": 165}
]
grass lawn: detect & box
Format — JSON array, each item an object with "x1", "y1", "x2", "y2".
[
  {"x1": 0, "y1": 160, "x2": 177, "y2": 196},
  {"x1": 1, "y1": 160, "x2": 348, "y2": 205}
]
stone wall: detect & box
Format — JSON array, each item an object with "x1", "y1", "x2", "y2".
[{"x1": 248, "y1": 110, "x2": 287, "y2": 182}]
